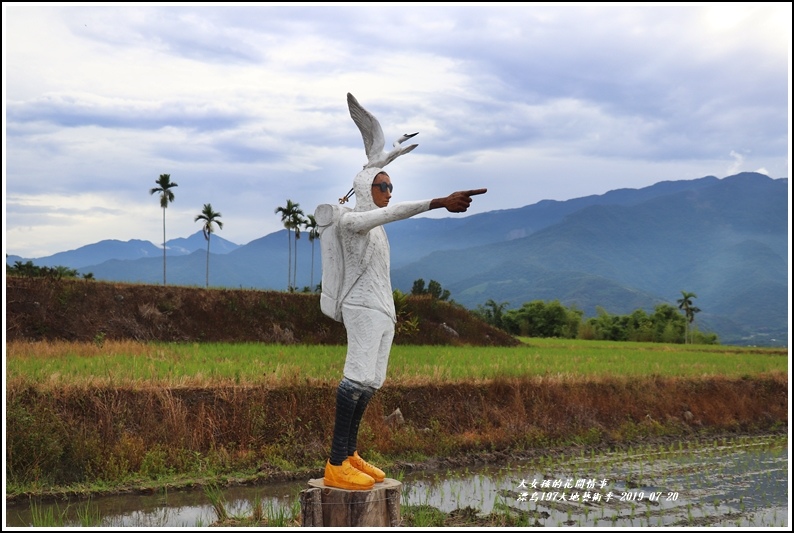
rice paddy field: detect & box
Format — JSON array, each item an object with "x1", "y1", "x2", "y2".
[
  {"x1": 5, "y1": 337, "x2": 787, "y2": 388},
  {"x1": 4, "y1": 337, "x2": 790, "y2": 527}
]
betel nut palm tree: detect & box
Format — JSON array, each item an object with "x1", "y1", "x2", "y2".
[
  {"x1": 149, "y1": 174, "x2": 178, "y2": 286},
  {"x1": 194, "y1": 203, "x2": 223, "y2": 288},
  {"x1": 275, "y1": 200, "x2": 300, "y2": 291},
  {"x1": 304, "y1": 214, "x2": 319, "y2": 291},
  {"x1": 290, "y1": 206, "x2": 306, "y2": 291},
  {"x1": 677, "y1": 290, "x2": 701, "y2": 344}
]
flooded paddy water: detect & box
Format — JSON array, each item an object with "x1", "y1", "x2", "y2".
[
  {"x1": 401, "y1": 433, "x2": 789, "y2": 527},
  {"x1": 5, "y1": 433, "x2": 789, "y2": 528}
]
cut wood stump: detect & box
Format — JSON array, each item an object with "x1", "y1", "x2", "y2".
[{"x1": 300, "y1": 478, "x2": 402, "y2": 527}]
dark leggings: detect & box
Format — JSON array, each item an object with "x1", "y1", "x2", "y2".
[{"x1": 329, "y1": 378, "x2": 376, "y2": 465}]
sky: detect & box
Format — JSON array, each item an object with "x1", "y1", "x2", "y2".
[{"x1": 3, "y1": 3, "x2": 791, "y2": 259}]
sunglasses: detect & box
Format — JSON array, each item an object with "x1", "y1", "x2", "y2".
[{"x1": 372, "y1": 182, "x2": 393, "y2": 193}]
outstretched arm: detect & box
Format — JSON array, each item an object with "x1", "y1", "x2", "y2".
[
  {"x1": 430, "y1": 189, "x2": 488, "y2": 213},
  {"x1": 343, "y1": 189, "x2": 487, "y2": 234}
]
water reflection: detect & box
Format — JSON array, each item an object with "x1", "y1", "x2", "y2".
[
  {"x1": 5, "y1": 480, "x2": 302, "y2": 528},
  {"x1": 5, "y1": 435, "x2": 788, "y2": 528},
  {"x1": 401, "y1": 439, "x2": 789, "y2": 527}
]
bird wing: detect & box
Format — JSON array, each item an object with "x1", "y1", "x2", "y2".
[
  {"x1": 393, "y1": 132, "x2": 418, "y2": 148},
  {"x1": 347, "y1": 93, "x2": 385, "y2": 163},
  {"x1": 379, "y1": 144, "x2": 418, "y2": 168}
]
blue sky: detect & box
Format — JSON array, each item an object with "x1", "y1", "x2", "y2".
[{"x1": 3, "y1": 3, "x2": 791, "y2": 259}]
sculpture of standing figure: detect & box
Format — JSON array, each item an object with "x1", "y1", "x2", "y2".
[{"x1": 318, "y1": 93, "x2": 487, "y2": 490}]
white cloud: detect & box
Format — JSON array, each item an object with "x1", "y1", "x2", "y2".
[
  {"x1": 3, "y1": 3, "x2": 790, "y2": 259},
  {"x1": 727, "y1": 150, "x2": 745, "y2": 176}
]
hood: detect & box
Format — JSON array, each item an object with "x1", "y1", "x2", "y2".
[{"x1": 352, "y1": 167, "x2": 384, "y2": 212}]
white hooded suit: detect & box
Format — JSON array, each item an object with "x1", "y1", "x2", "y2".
[{"x1": 338, "y1": 166, "x2": 432, "y2": 388}]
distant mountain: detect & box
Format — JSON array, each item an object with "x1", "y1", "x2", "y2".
[
  {"x1": 164, "y1": 231, "x2": 241, "y2": 256},
  {"x1": 6, "y1": 172, "x2": 788, "y2": 346},
  {"x1": 386, "y1": 174, "x2": 722, "y2": 267},
  {"x1": 8, "y1": 231, "x2": 240, "y2": 269},
  {"x1": 389, "y1": 173, "x2": 788, "y2": 345},
  {"x1": 65, "y1": 230, "x2": 303, "y2": 290},
  {"x1": 8, "y1": 239, "x2": 162, "y2": 270}
]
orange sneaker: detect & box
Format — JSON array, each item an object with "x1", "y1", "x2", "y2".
[
  {"x1": 348, "y1": 451, "x2": 385, "y2": 483},
  {"x1": 324, "y1": 459, "x2": 375, "y2": 490}
]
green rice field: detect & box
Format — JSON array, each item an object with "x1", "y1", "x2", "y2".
[{"x1": 5, "y1": 338, "x2": 787, "y2": 389}]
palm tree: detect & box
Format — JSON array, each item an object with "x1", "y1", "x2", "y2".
[
  {"x1": 194, "y1": 203, "x2": 223, "y2": 288},
  {"x1": 304, "y1": 214, "x2": 319, "y2": 291},
  {"x1": 149, "y1": 174, "x2": 178, "y2": 286},
  {"x1": 481, "y1": 298, "x2": 509, "y2": 331},
  {"x1": 290, "y1": 207, "x2": 306, "y2": 290},
  {"x1": 677, "y1": 290, "x2": 701, "y2": 344},
  {"x1": 275, "y1": 200, "x2": 300, "y2": 291}
]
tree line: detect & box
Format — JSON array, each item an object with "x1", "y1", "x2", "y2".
[
  {"x1": 5, "y1": 261, "x2": 92, "y2": 280},
  {"x1": 471, "y1": 292, "x2": 714, "y2": 344},
  {"x1": 407, "y1": 278, "x2": 714, "y2": 344}
]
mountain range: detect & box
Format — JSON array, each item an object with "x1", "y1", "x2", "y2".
[{"x1": 6, "y1": 172, "x2": 789, "y2": 347}]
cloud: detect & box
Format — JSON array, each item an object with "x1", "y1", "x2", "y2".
[
  {"x1": 3, "y1": 4, "x2": 789, "y2": 259},
  {"x1": 7, "y1": 93, "x2": 246, "y2": 131},
  {"x1": 728, "y1": 150, "x2": 745, "y2": 176}
]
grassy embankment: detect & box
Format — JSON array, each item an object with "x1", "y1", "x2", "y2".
[{"x1": 5, "y1": 338, "x2": 787, "y2": 503}]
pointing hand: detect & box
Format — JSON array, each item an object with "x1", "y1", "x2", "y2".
[{"x1": 440, "y1": 188, "x2": 488, "y2": 213}]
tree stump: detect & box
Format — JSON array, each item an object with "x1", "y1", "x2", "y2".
[{"x1": 300, "y1": 478, "x2": 402, "y2": 527}]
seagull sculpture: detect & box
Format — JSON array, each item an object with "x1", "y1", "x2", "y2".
[{"x1": 347, "y1": 92, "x2": 418, "y2": 170}]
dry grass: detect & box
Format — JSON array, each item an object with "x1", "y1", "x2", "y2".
[{"x1": 6, "y1": 370, "x2": 787, "y2": 500}]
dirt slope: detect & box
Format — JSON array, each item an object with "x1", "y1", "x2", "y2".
[{"x1": 4, "y1": 276, "x2": 519, "y2": 346}]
